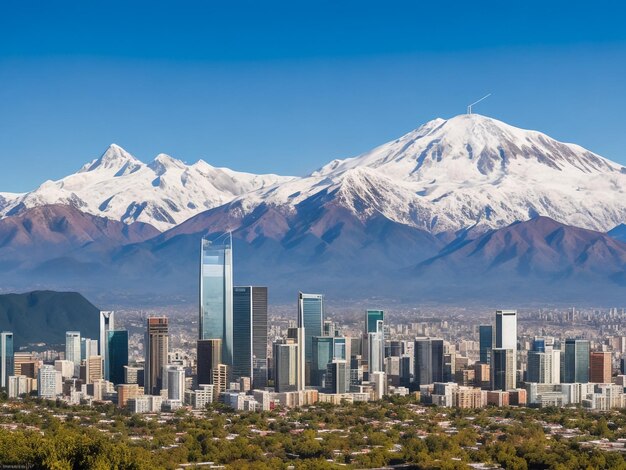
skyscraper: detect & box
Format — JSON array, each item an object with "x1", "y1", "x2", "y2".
[
  {"x1": 81, "y1": 338, "x2": 98, "y2": 362},
  {"x1": 232, "y1": 286, "x2": 268, "y2": 387},
  {"x1": 199, "y1": 235, "x2": 233, "y2": 369},
  {"x1": 164, "y1": 365, "x2": 186, "y2": 402},
  {"x1": 65, "y1": 331, "x2": 81, "y2": 368},
  {"x1": 197, "y1": 339, "x2": 222, "y2": 386},
  {"x1": 590, "y1": 351, "x2": 611, "y2": 384},
  {"x1": 562, "y1": 339, "x2": 590, "y2": 384},
  {"x1": 491, "y1": 348, "x2": 515, "y2": 391},
  {"x1": 0, "y1": 332, "x2": 14, "y2": 389},
  {"x1": 414, "y1": 338, "x2": 444, "y2": 389},
  {"x1": 368, "y1": 320, "x2": 385, "y2": 375},
  {"x1": 145, "y1": 317, "x2": 169, "y2": 395},
  {"x1": 478, "y1": 325, "x2": 493, "y2": 364},
  {"x1": 495, "y1": 310, "x2": 517, "y2": 386},
  {"x1": 365, "y1": 310, "x2": 384, "y2": 335},
  {"x1": 273, "y1": 340, "x2": 299, "y2": 393},
  {"x1": 298, "y1": 292, "x2": 324, "y2": 366},
  {"x1": 99, "y1": 311, "x2": 115, "y2": 381},
  {"x1": 326, "y1": 360, "x2": 349, "y2": 394},
  {"x1": 311, "y1": 336, "x2": 334, "y2": 387},
  {"x1": 107, "y1": 330, "x2": 129, "y2": 385}
]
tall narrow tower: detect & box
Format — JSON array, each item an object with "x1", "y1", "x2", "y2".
[
  {"x1": 144, "y1": 317, "x2": 169, "y2": 395},
  {"x1": 199, "y1": 234, "x2": 233, "y2": 369},
  {"x1": 99, "y1": 311, "x2": 115, "y2": 381}
]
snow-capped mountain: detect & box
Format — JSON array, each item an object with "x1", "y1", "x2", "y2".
[
  {"x1": 0, "y1": 144, "x2": 294, "y2": 231},
  {"x1": 225, "y1": 114, "x2": 626, "y2": 235}
]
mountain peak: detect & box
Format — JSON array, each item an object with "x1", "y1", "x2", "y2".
[
  {"x1": 80, "y1": 144, "x2": 143, "y2": 174},
  {"x1": 148, "y1": 154, "x2": 186, "y2": 175}
]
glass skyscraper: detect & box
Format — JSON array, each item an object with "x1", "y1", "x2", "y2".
[
  {"x1": 107, "y1": 330, "x2": 129, "y2": 386},
  {"x1": 562, "y1": 339, "x2": 590, "y2": 383},
  {"x1": 298, "y1": 292, "x2": 324, "y2": 365},
  {"x1": 478, "y1": 325, "x2": 492, "y2": 364},
  {"x1": 365, "y1": 310, "x2": 384, "y2": 335},
  {"x1": 414, "y1": 337, "x2": 444, "y2": 389},
  {"x1": 0, "y1": 332, "x2": 14, "y2": 389},
  {"x1": 232, "y1": 286, "x2": 268, "y2": 388},
  {"x1": 495, "y1": 310, "x2": 517, "y2": 386},
  {"x1": 311, "y1": 336, "x2": 334, "y2": 387},
  {"x1": 65, "y1": 331, "x2": 81, "y2": 367},
  {"x1": 200, "y1": 235, "x2": 233, "y2": 369}
]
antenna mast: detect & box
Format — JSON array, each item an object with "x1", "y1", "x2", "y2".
[{"x1": 467, "y1": 93, "x2": 492, "y2": 114}]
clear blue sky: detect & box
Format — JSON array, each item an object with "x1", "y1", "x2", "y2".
[{"x1": 1, "y1": 1, "x2": 625, "y2": 192}]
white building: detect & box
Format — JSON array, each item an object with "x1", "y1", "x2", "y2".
[
  {"x1": 8, "y1": 375, "x2": 31, "y2": 398},
  {"x1": 38, "y1": 365, "x2": 61, "y2": 399},
  {"x1": 65, "y1": 331, "x2": 81, "y2": 368}
]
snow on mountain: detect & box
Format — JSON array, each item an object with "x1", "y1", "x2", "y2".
[
  {"x1": 1, "y1": 144, "x2": 294, "y2": 231},
  {"x1": 225, "y1": 114, "x2": 626, "y2": 234}
]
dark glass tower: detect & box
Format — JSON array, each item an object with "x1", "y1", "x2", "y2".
[
  {"x1": 197, "y1": 339, "x2": 222, "y2": 386},
  {"x1": 478, "y1": 325, "x2": 493, "y2": 364},
  {"x1": 562, "y1": 339, "x2": 590, "y2": 383},
  {"x1": 414, "y1": 338, "x2": 444, "y2": 388},
  {"x1": 0, "y1": 332, "x2": 14, "y2": 389},
  {"x1": 232, "y1": 286, "x2": 268, "y2": 388},
  {"x1": 298, "y1": 293, "x2": 324, "y2": 365},
  {"x1": 106, "y1": 330, "x2": 128, "y2": 386}
]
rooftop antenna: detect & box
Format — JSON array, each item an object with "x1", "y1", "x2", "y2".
[{"x1": 467, "y1": 93, "x2": 491, "y2": 115}]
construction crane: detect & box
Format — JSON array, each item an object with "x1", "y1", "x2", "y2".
[{"x1": 467, "y1": 93, "x2": 491, "y2": 115}]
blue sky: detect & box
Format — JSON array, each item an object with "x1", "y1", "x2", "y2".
[{"x1": 1, "y1": 1, "x2": 625, "y2": 192}]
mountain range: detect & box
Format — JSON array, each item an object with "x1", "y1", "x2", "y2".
[{"x1": 1, "y1": 114, "x2": 625, "y2": 305}]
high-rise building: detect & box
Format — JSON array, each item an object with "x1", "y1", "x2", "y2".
[
  {"x1": 414, "y1": 338, "x2": 444, "y2": 389},
  {"x1": 621, "y1": 356, "x2": 626, "y2": 375},
  {"x1": 562, "y1": 339, "x2": 590, "y2": 383},
  {"x1": 13, "y1": 352, "x2": 36, "y2": 378},
  {"x1": 81, "y1": 338, "x2": 99, "y2": 361},
  {"x1": 197, "y1": 339, "x2": 222, "y2": 386},
  {"x1": 38, "y1": 364, "x2": 60, "y2": 399},
  {"x1": 85, "y1": 355, "x2": 103, "y2": 384},
  {"x1": 311, "y1": 336, "x2": 334, "y2": 387},
  {"x1": 0, "y1": 332, "x2": 14, "y2": 389},
  {"x1": 590, "y1": 351, "x2": 612, "y2": 384},
  {"x1": 326, "y1": 360, "x2": 349, "y2": 394},
  {"x1": 287, "y1": 326, "x2": 306, "y2": 391},
  {"x1": 145, "y1": 317, "x2": 169, "y2": 395},
  {"x1": 232, "y1": 286, "x2": 268, "y2": 388},
  {"x1": 117, "y1": 383, "x2": 140, "y2": 408},
  {"x1": 365, "y1": 310, "x2": 384, "y2": 335},
  {"x1": 298, "y1": 293, "x2": 324, "y2": 367},
  {"x1": 107, "y1": 330, "x2": 129, "y2": 385},
  {"x1": 124, "y1": 366, "x2": 144, "y2": 386},
  {"x1": 491, "y1": 348, "x2": 515, "y2": 391},
  {"x1": 494, "y1": 310, "x2": 517, "y2": 386},
  {"x1": 99, "y1": 311, "x2": 115, "y2": 381},
  {"x1": 199, "y1": 236, "x2": 233, "y2": 369},
  {"x1": 478, "y1": 325, "x2": 493, "y2": 364},
  {"x1": 368, "y1": 320, "x2": 385, "y2": 375},
  {"x1": 273, "y1": 340, "x2": 299, "y2": 393},
  {"x1": 165, "y1": 365, "x2": 186, "y2": 402},
  {"x1": 65, "y1": 331, "x2": 81, "y2": 368}
]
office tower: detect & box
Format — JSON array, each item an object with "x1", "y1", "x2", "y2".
[
  {"x1": 54, "y1": 360, "x2": 74, "y2": 379},
  {"x1": 365, "y1": 309, "x2": 384, "y2": 335},
  {"x1": 298, "y1": 292, "x2": 324, "y2": 366},
  {"x1": 562, "y1": 339, "x2": 590, "y2": 383},
  {"x1": 145, "y1": 317, "x2": 169, "y2": 395},
  {"x1": 273, "y1": 340, "x2": 299, "y2": 393},
  {"x1": 478, "y1": 325, "x2": 493, "y2": 364},
  {"x1": 8, "y1": 375, "x2": 31, "y2": 398},
  {"x1": 494, "y1": 310, "x2": 517, "y2": 386},
  {"x1": 389, "y1": 341, "x2": 404, "y2": 357},
  {"x1": 65, "y1": 331, "x2": 81, "y2": 368},
  {"x1": 107, "y1": 330, "x2": 129, "y2": 385},
  {"x1": 0, "y1": 332, "x2": 14, "y2": 389},
  {"x1": 621, "y1": 356, "x2": 626, "y2": 375},
  {"x1": 38, "y1": 364, "x2": 60, "y2": 399},
  {"x1": 197, "y1": 339, "x2": 222, "y2": 386},
  {"x1": 312, "y1": 336, "x2": 334, "y2": 387},
  {"x1": 368, "y1": 320, "x2": 385, "y2": 375},
  {"x1": 326, "y1": 360, "x2": 348, "y2": 394},
  {"x1": 414, "y1": 338, "x2": 444, "y2": 389},
  {"x1": 99, "y1": 311, "x2": 115, "y2": 381},
  {"x1": 590, "y1": 351, "x2": 612, "y2": 384},
  {"x1": 491, "y1": 348, "x2": 515, "y2": 391},
  {"x1": 85, "y1": 355, "x2": 103, "y2": 384},
  {"x1": 232, "y1": 286, "x2": 268, "y2": 388},
  {"x1": 527, "y1": 337, "x2": 561, "y2": 384},
  {"x1": 165, "y1": 365, "x2": 186, "y2": 401},
  {"x1": 81, "y1": 338, "x2": 99, "y2": 361},
  {"x1": 199, "y1": 236, "x2": 233, "y2": 370}
]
